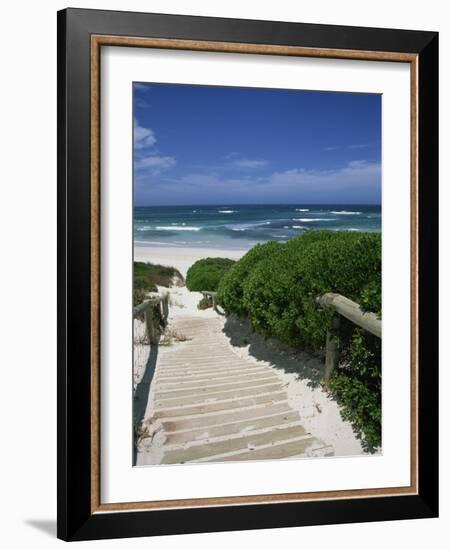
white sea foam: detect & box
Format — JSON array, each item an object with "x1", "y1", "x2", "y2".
[
  {"x1": 219, "y1": 210, "x2": 236, "y2": 214},
  {"x1": 295, "y1": 208, "x2": 310, "y2": 212},
  {"x1": 330, "y1": 210, "x2": 362, "y2": 215},
  {"x1": 134, "y1": 240, "x2": 178, "y2": 246},
  {"x1": 155, "y1": 226, "x2": 201, "y2": 232},
  {"x1": 227, "y1": 220, "x2": 271, "y2": 231},
  {"x1": 136, "y1": 225, "x2": 153, "y2": 231},
  {"x1": 292, "y1": 218, "x2": 334, "y2": 222},
  {"x1": 292, "y1": 225, "x2": 308, "y2": 230}
]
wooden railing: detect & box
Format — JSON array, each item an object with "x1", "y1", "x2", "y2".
[
  {"x1": 201, "y1": 290, "x2": 217, "y2": 308},
  {"x1": 201, "y1": 291, "x2": 225, "y2": 316},
  {"x1": 133, "y1": 291, "x2": 170, "y2": 345},
  {"x1": 317, "y1": 292, "x2": 381, "y2": 379}
]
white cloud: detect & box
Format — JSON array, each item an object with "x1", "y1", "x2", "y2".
[
  {"x1": 134, "y1": 83, "x2": 150, "y2": 91},
  {"x1": 135, "y1": 155, "x2": 176, "y2": 171},
  {"x1": 133, "y1": 119, "x2": 176, "y2": 176},
  {"x1": 268, "y1": 160, "x2": 380, "y2": 191},
  {"x1": 180, "y1": 160, "x2": 381, "y2": 193},
  {"x1": 233, "y1": 158, "x2": 268, "y2": 169},
  {"x1": 142, "y1": 160, "x2": 381, "y2": 204},
  {"x1": 134, "y1": 119, "x2": 156, "y2": 149},
  {"x1": 325, "y1": 144, "x2": 371, "y2": 151},
  {"x1": 348, "y1": 143, "x2": 370, "y2": 149},
  {"x1": 347, "y1": 160, "x2": 370, "y2": 168}
]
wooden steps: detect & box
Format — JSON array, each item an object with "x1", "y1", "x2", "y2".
[{"x1": 136, "y1": 317, "x2": 333, "y2": 465}]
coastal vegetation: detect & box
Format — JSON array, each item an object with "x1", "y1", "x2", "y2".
[
  {"x1": 186, "y1": 257, "x2": 236, "y2": 292},
  {"x1": 215, "y1": 241, "x2": 283, "y2": 317},
  {"x1": 133, "y1": 261, "x2": 184, "y2": 306},
  {"x1": 217, "y1": 231, "x2": 382, "y2": 450}
]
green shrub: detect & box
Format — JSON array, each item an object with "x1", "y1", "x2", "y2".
[
  {"x1": 328, "y1": 328, "x2": 382, "y2": 450},
  {"x1": 359, "y1": 280, "x2": 382, "y2": 316},
  {"x1": 239, "y1": 231, "x2": 380, "y2": 350},
  {"x1": 186, "y1": 257, "x2": 236, "y2": 292},
  {"x1": 133, "y1": 261, "x2": 183, "y2": 306},
  {"x1": 217, "y1": 241, "x2": 283, "y2": 316},
  {"x1": 217, "y1": 230, "x2": 382, "y2": 449}
]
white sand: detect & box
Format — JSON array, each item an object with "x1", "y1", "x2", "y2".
[
  {"x1": 134, "y1": 244, "x2": 246, "y2": 277},
  {"x1": 222, "y1": 315, "x2": 365, "y2": 457}
]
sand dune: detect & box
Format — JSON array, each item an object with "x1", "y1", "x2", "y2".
[{"x1": 134, "y1": 244, "x2": 246, "y2": 277}]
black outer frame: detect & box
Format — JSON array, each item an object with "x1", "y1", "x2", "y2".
[{"x1": 57, "y1": 7, "x2": 438, "y2": 542}]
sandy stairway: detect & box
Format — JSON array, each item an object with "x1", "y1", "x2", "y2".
[{"x1": 136, "y1": 317, "x2": 333, "y2": 465}]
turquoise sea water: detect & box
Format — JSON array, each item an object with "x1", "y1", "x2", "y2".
[{"x1": 134, "y1": 204, "x2": 381, "y2": 251}]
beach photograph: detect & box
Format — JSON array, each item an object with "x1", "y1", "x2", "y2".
[{"x1": 132, "y1": 83, "x2": 382, "y2": 466}]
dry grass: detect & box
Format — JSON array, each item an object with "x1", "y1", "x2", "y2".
[
  {"x1": 197, "y1": 296, "x2": 213, "y2": 310},
  {"x1": 159, "y1": 328, "x2": 191, "y2": 347},
  {"x1": 134, "y1": 332, "x2": 149, "y2": 346}
]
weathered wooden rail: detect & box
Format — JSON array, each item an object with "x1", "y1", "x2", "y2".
[
  {"x1": 201, "y1": 290, "x2": 225, "y2": 316},
  {"x1": 317, "y1": 292, "x2": 381, "y2": 379},
  {"x1": 133, "y1": 291, "x2": 170, "y2": 345}
]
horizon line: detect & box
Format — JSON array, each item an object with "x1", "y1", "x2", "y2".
[{"x1": 134, "y1": 202, "x2": 382, "y2": 208}]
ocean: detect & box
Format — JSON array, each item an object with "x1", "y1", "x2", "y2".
[{"x1": 134, "y1": 204, "x2": 381, "y2": 250}]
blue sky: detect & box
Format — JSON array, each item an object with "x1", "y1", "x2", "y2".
[{"x1": 133, "y1": 83, "x2": 381, "y2": 206}]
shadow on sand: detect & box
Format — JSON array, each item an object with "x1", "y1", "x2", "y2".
[
  {"x1": 222, "y1": 314, "x2": 326, "y2": 388},
  {"x1": 133, "y1": 344, "x2": 158, "y2": 465}
]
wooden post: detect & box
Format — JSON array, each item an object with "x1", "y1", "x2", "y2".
[
  {"x1": 200, "y1": 290, "x2": 224, "y2": 316},
  {"x1": 162, "y1": 295, "x2": 169, "y2": 319},
  {"x1": 324, "y1": 315, "x2": 340, "y2": 380},
  {"x1": 133, "y1": 292, "x2": 170, "y2": 346},
  {"x1": 144, "y1": 303, "x2": 158, "y2": 345}
]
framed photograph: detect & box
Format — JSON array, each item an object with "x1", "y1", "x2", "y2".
[{"x1": 57, "y1": 8, "x2": 438, "y2": 541}]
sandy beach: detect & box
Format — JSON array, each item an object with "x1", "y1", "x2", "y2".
[{"x1": 134, "y1": 244, "x2": 246, "y2": 278}]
